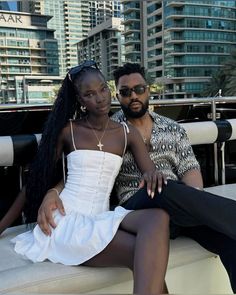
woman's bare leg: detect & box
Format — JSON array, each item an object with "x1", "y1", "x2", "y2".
[
  {"x1": 83, "y1": 229, "x2": 135, "y2": 269},
  {"x1": 83, "y1": 209, "x2": 169, "y2": 295},
  {"x1": 122, "y1": 209, "x2": 169, "y2": 294}
]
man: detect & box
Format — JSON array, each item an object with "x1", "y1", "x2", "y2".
[
  {"x1": 38, "y1": 63, "x2": 236, "y2": 292},
  {"x1": 112, "y1": 63, "x2": 203, "y2": 205}
]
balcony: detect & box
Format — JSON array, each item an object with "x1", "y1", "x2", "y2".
[{"x1": 166, "y1": 1, "x2": 184, "y2": 7}]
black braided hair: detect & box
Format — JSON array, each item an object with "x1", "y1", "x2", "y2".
[
  {"x1": 113, "y1": 63, "x2": 146, "y2": 86},
  {"x1": 24, "y1": 66, "x2": 105, "y2": 223}
]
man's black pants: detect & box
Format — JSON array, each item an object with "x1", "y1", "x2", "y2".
[{"x1": 122, "y1": 180, "x2": 236, "y2": 293}]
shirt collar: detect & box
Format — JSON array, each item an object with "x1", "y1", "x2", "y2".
[{"x1": 114, "y1": 109, "x2": 166, "y2": 131}]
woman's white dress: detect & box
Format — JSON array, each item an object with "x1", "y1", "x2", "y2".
[{"x1": 12, "y1": 149, "x2": 131, "y2": 265}]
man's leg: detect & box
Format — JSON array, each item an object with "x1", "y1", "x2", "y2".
[
  {"x1": 161, "y1": 180, "x2": 236, "y2": 240},
  {"x1": 123, "y1": 188, "x2": 236, "y2": 293},
  {"x1": 123, "y1": 180, "x2": 236, "y2": 240},
  {"x1": 122, "y1": 187, "x2": 198, "y2": 238},
  {"x1": 181, "y1": 226, "x2": 236, "y2": 293}
]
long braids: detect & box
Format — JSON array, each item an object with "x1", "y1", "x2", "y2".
[
  {"x1": 24, "y1": 75, "x2": 78, "y2": 223},
  {"x1": 24, "y1": 66, "x2": 104, "y2": 223}
]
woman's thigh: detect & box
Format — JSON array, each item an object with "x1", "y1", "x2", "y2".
[
  {"x1": 82, "y1": 229, "x2": 135, "y2": 268},
  {"x1": 120, "y1": 208, "x2": 169, "y2": 235}
]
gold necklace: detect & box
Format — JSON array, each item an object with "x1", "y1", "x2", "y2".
[
  {"x1": 127, "y1": 120, "x2": 149, "y2": 145},
  {"x1": 86, "y1": 118, "x2": 109, "y2": 151},
  {"x1": 142, "y1": 135, "x2": 147, "y2": 144}
]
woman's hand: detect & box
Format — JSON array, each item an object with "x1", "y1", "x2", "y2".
[
  {"x1": 139, "y1": 169, "x2": 167, "y2": 198},
  {"x1": 37, "y1": 189, "x2": 65, "y2": 236}
]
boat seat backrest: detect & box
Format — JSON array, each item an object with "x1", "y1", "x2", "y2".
[
  {"x1": 0, "y1": 119, "x2": 236, "y2": 166},
  {"x1": 0, "y1": 134, "x2": 41, "y2": 166}
]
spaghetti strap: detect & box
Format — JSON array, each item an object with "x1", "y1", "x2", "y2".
[
  {"x1": 121, "y1": 122, "x2": 129, "y2": 157},
  {"x1": 62, "y1": 152, "x2": 66, "y2": 184},
  {"x1": 69, "y1": 120, "x2": 77, "y2": 151}
]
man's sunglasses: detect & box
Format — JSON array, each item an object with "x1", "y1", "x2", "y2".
[
  {"x1": 118, "y1": 85, "x2": 148, "y2": 98},
  {"x1": 68, "y1": 60, "x2": 98, "y2": 82}
]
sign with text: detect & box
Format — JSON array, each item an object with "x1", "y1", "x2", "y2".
[{"x1": 0, "y1": 12, "x2": 32, "y2": 28}]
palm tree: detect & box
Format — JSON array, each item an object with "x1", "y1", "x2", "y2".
[
  {"x1": 223, "y1": 50, "x2": 236, "y2": 96},
  {"x1": 202, "y1": 70, "x2": 226, "y2": 97},
  {"x1": 149, "y1": 83, "x2": 164, "y2": 99},
  {"x1": 107, "y1": 80, "x2": 117, "y2": 101},
  {"x1": 202, "y1": 49, "x2": 236, "y2": 97}
]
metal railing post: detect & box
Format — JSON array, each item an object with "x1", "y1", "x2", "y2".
[
  {"x1": 220, "y1": 142, "x2": 226, "y2": 185},
  {"x1": 211, "y1": 100, "x2": 219, "y2": 185}
]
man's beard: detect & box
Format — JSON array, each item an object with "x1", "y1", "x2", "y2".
[{"x1": 120, "y1": 100, "x2": 149, "y2": 119}]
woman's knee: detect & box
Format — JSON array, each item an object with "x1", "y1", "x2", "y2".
[
  {"x1": 160, "y1": 209, "x2": 170, "y2": 225},
  {"x1": 121, "y1": 209, "x2": 169, "y2": 234},
  {"x1": 147, "y1": 209, "x2": 169, "y2": 229},
  {"x1": 134, "y1": 209, "x2": 169, "y2": 234}
]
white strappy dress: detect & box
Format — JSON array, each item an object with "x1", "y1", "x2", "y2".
[{"x1": 12, "y1": 124, "x2": 131, "y2": 265}]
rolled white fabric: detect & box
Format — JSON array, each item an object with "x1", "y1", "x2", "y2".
[
  {"x1": 0, "y1": 136, "x2": 14, "y2": 166},
  {"x1": 228, "y1": 119, "x2": 236, "y2": 140},
  {"x1": 180, "y1": 121, "x2": 218, "y2": 145}
]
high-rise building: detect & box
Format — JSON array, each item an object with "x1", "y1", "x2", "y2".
[
  {"x1": 122, "y1": 1, "x2": 142, "y2": 64},
  {"x1": 0, "y1": 10, "x2": 60, "y2": 103},
  {"x1": 90, "y1": 1, "x2": 122, "y2": 28},
  {"x1": 17, "y1": 0, "x2": 42, "y2": 14},
  {"x1": 122, "y1": 0, "x2": 236, "y2": 98},
  {"x1": 19, "y1": 0, "x2": 91, "y2": 76},
  {"x1": 77, "y1": 17, "x2": 124, "y2": 81},
  {"x1": 18, "y1": 1, "x2": 122, "y2": 76}
]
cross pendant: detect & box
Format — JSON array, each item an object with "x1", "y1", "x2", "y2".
[{"x1": 97, "y1": 141, "x2": 104, "y2": 151}]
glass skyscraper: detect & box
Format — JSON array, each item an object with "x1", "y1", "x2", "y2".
[
  {"x1": 19, "y1": 0, "x2": 121, "y2": 76},
  {"x1": 90, "y1": 1, "x2": 122, "y2": 28},
  {"x1": 122, "y1": 1, "x2": 142, "y2": 63},
  {"x1": 122, "y1": 0, "x2": 236, "y2": 98},
  {"x1": 19, "y1": 0, "x2": 90, "y2": 76}
]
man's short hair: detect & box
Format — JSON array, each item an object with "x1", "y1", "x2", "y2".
[{"x1": 113, "y1": 63, "x2": 146, "y2": 86}]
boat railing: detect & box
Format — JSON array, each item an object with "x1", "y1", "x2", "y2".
[
  {"x1": 1, "y1": 96, "x2": 236, "y2": 113},
  {"x1": 1, "y1": 96, "x2": 236, "y2": 187}
]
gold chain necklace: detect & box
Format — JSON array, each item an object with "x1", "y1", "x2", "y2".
[
  {"x1": 127, "y1": 120, "x2": 149, "y2": 145},
  {"x1": 86, "y1": 118, "x2": 110, "y2": 151}
]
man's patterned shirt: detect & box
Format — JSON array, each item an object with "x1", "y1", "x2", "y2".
[{"x1": 112, "y1": 110, "x2": 200, "y2": 204}]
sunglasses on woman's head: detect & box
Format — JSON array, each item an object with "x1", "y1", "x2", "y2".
[
  {"x1": 68, "y1": 60, "x2": 98, "y2": 82},
  {"x1": 118, "y1": 85, "x2": 148, "y2": 98}
]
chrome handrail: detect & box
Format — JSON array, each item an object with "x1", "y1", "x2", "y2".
[{"x1": 1, "y1": 96, "x2": 236, "y2": 110}]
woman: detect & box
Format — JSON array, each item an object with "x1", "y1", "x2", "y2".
[{"x1": 12, "y1": 61, "x2": 169, "y2": 294}]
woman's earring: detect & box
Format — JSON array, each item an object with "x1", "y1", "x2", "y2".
[{"x1": 80, "y1": 105, "x2": 87, "y2": 113}]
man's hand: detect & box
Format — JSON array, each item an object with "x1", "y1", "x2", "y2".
[
  {"x1": 37, "y1": 190, "x2": 65, "y2": 236},
  {"x1": 139, "y1": 169, "x2": 167, "y2": 198}
]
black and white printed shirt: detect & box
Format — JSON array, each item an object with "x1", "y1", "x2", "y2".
[{"x1": 112, "y1": 110, "x2": 200, "y2": 204}]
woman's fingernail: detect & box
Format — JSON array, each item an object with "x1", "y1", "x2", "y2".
[
  {"x1": 158, "y1": 187, "x2": 162, "y2": 194},
  {"x1": 151, "y1": 192, "x2": 155, "y2": 199},
  {"x1": 148, "y1": 189, "x2": 151, "y2": 196}
]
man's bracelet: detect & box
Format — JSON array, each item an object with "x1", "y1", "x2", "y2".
[{"x1": 48, "y1": 188, "x2": 60, "y2": 196}]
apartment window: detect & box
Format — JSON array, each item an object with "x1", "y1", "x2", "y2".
[
  {"x1": 205, "y1": 45, "x2": 212, "y2": 52},
  {"x1": 219, "y1": 21, "x2": 225, "y2": 29},
  {"x1": 206, "y1": 20, "x2": 212, "y2": 28}
]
